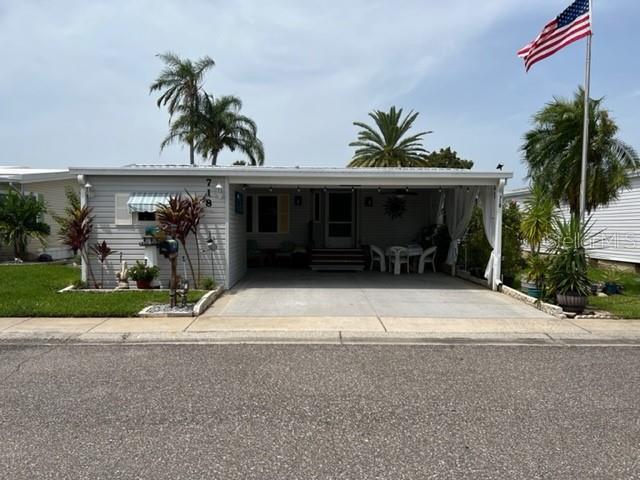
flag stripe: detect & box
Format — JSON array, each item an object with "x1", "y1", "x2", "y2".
[
  {"x1": 517, "y1": 0, "x2": 591, "y2": 71},
  {"x1": 525, "y1": 30, "x2": 591, "y2": 71}
]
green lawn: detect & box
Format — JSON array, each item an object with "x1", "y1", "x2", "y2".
[
  {"x1": 588, "y1": 266, "x2": 640, "y2": 319},
  {"x1": 0, "y1": 264, "x2": 205, "y2": 317}
]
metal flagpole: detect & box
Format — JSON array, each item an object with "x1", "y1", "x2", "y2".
[{"x1": 579, "y1": 1, "x2": 593, "y2": 222}]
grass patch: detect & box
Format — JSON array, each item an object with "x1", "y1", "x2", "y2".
[
  {"x1": 0, "y1": 264, "x2": 205, "y2": 317},
  {"x1": 588, "y1": 266, "x2": 640, "y2": 319}
]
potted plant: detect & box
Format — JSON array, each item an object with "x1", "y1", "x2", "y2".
[
  {"x1": 602, "y1": 267, "x2": 623, "y2": 295},
  {"x1": 523, "y1": 254, "x2": 548, "y2": 299},
  {"x1": 546, "y1": 217, "x2": 594, "y2": 314},
  {"x1": 519, "y1": 184, "x2": 556, "y2": 295},
  {"x1": 128, "y1": 260, "x2": 159, "y2": 289}
]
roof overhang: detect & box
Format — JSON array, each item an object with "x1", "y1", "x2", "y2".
[
  {"x1": 69, "y1": 166, "x2": 513, "y2": 187},
  {"x1": 0, "y1": 168, "x2": 73, "y2": 184}
]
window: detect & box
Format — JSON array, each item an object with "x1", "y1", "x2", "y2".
[
  {"x1": 246, "y1": 195, "x2": 253, "y2": 233},
  {"x1": 115, "y1": 193, "x2": 132, "y2": 225},
  {"x1": 258, "y1": 196, "x2": 278, "y2": 232},
  {"x1": 137, "y1": 212, "x2": 156, "y2": 222},
  {"x1": 247, "y1": 194, "x2": 289, "y2": 233}
]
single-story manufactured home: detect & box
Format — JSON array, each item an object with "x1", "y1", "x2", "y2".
[
  {"x1": 506, "y1": 171, "x2": 640, "y2": 270},
  {"x1": 0, "y1": 166, "x2": 78, "y2": 261},
  {"x1": 68, "y1": 165, "x2": 512, "y2": 290}
]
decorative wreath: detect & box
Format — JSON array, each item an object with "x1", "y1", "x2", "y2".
[{"x1": 384, "y1": 196, "x2": 406, "y2": 220}]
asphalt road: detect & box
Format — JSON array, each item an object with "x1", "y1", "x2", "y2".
[{"x1": 1, "y1": 344, "x2": 639, "y2": 479}]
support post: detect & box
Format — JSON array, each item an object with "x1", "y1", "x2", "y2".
[
  {"x1": 492, "y1": 180, "x2": 505, "y2": 291},
  {"x1": 79, "y1": 180, "x2": 88, "y2": 284}
]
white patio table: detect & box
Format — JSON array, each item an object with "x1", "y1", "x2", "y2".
[{"x1": 385, "y1": 244, "x2": 424, "y2": 273}]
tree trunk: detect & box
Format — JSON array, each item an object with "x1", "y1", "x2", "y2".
[
  {"x1": 169, "y1": 254, "x2": 178, "y2": 308},
  {"x1": 194, "y1": 232, "x2": 201, "y2": 288},
  {"x1": 211, "y1": 151, "x2": 218, "y2": 166},
  {"x1": 189, "y1": 140, "x2": 195, "y2": 166},
  {"x1": 181, "y1": 241, "x2": 198, "y2": 289},
  {"x1": 82, "y1": 248, "x2": 99, "y2": 289}
]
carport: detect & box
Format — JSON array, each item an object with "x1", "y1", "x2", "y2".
[{"x1": 200, "y1": 269, "x2": 552, "y2": 323}]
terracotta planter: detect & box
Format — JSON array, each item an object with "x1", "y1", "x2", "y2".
[
  {"x1": 556, "y1": 293, "x2": 587, "y2": 314},
  {"x1": 135, "y1": 279, "x2": 152, "y2": 290}
]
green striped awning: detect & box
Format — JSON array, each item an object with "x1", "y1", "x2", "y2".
[{"x1": 127, "y1": 192, "x2": 176, "y2": 213}]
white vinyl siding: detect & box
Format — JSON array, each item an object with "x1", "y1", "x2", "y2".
[
  {"x1": 23, "y1": 178, "x2": 78, "y2": 260},
  {"x1": 505, "y1": 175, "x2": 640, "y2": 265},
  {"x1": 227, "y1": 186, "x2": 247, "y2": 288},
  {"x1": 85, "y1": 176, "x2": 228, "y2": 288}
]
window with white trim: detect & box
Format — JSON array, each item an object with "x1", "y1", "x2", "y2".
[
  {"x1": 246, "y1": 194, "x2": 289, "y2": 233},
  {"x1": 115, "y1": 193, "x2": 132, "y2": 225}
]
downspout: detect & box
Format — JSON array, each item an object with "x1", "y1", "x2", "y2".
[
  {"x1": 492, "y1": 179, "x2": 506, "y2": 291},
  {"x1": 77, "y1": 174, "x2": 89, "y2": 284}
]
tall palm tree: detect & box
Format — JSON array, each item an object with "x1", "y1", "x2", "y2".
[
  {"x1": 162, "y1": 94, "x2": 264, "y2": 166},
  {"x1": 348, "y1": 106, "x2": 432, "y2": 167},
  {"x1": 522, "y1": 87, "x2": 640, "y2": 216},
  {"x1": 150, "y1": 52, "x2": 215, "y2": 165}
]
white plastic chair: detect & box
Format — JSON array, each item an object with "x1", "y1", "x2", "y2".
[
  {"x1": 418, "y1": 246, "x2": 437, "y2": 274},
  {"x1": 388, "y1": 246, "x2": 409, "y2": 275},
  {"x1": 370, "y1": 245, "x2": 386, "y2": 272}
]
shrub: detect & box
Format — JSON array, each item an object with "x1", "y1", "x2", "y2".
[{"x1": 200, "y1": 277, "x2": 215, "y2": 290}]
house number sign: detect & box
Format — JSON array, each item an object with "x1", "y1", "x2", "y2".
[{"x1": 205, "y1": 178, "x2": 213, "y2": 207}]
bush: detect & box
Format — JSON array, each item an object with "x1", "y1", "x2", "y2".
[{"x1": 200, "y1": 277, "x2": 215, "y2": 290}]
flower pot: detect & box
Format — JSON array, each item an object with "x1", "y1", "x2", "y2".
[
  {"x1": 527, "y1": 286, "x2": 542, "y2": 299},
  {"x1": 135, "y1": 279, "x2": 152, "y2": 290},
  {"x1": 604, "y1": 282, "x2": 620, "y2": 295},
  {"x1": 556, "y1": 292, "x2": 587, "y2": 314}
]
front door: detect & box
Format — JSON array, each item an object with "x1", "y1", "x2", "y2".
[{"x1": 325, "y1": 191, "x2": 354, "y2": 248}]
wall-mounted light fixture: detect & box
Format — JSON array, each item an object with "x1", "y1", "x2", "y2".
[{"x1": 214, "y1": 183, "x2": 224, "y2": 200}]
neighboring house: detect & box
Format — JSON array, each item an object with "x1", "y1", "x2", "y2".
[
  {"x1": 505, "y1": 172, "x2": 640, "y2": 269},
  {"x1": 69, "y1": 165, "x2": 512, "y2": 290},
  {"x1": 0, "y1": 166, "x2": 78, "y2": 261}
]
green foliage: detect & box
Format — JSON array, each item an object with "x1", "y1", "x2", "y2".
[
  {"x1": 127, "y1": 261, "x2": 160, "y2": 282},
  {"x1": 55, "y1": 187, "x2": 97, "y2": 288},
  {"x1": 520, "y1": 183, "x2": 557, "y2": 254},
  {"x1": 90, "y1": 240, "x2": 117, "y2": 289},
  {"x1": 423, "y1": 147, "x2": 473, "y2": 169},
  {"x1": 522, "y1": 87, "x2": 640, "y2": 215},
  {"x1": 459, "y1": 206, "x2": 491, "y2": 276},
  {"x1": 200, "y1": 277, "x2": 215, "y2": 290},
  {"x1": 348, "y1": 106, "x2": 431, "y2": 167},
  {"x1": 589, "y1": 266, "x2": 640, "y2": 318},
  {"x1": 501, "y1": 201, "x2": 524, "y2": 279},
  {"x1": 524, "y1": 253, "x2": 549, "y2": 289},
  {"x1": 0, "y1": 188, "x2": 50, "y2": 259},
  {"x1": 459, "y1": 203, "x2": 522, "y2": 280},
  {"x1": 0, "y1": 264, "x2": 204, "y2": 317},
  {"x1": 546, "y1": 216, "x2": 594, "y2": 296}
]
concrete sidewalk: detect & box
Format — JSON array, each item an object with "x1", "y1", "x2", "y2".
[{"x1": 2, "y1": 315, "x2": 640, "y2": 345}]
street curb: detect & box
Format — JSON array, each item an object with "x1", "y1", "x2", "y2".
[{"x1": 2, "y1": 330, "x2": 640, "y2": 346}]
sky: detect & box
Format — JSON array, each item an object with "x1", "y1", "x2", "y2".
[{"x1": 0, "y1": 0, "x2": 638, "y2": 187}]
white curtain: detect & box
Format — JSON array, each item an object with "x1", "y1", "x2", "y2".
[
  {"x1": 436, "y1": 190, "x2": 445, "y2": 225},
  {"x1": 445, "y1": 187, "x2": 479, "y2": 266},
  {"x1": 479, "y1": 186, "x2": 497, "y2": 284}
]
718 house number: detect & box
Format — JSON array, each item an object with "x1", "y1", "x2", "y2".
[{"x1": 205, "y1": 178, "x2": 213, "y2": 207}]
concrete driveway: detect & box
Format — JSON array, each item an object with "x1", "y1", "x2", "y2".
[{"x1": 201, "y1": 269, "x2": 553, "y2": 321}]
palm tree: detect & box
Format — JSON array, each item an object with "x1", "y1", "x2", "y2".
[
  {"x1": 348, "y1": 106, "x2": 432, "y2": 167},
  {"x1": 522, "y1": 87, "x2": 640, "y2": 216},
  {"x1": 162, "y1": 94, "x2": 264, "y2": 166},
  {"x1": 150, "y1": 52, "x2": 215, "y2": 165},
  {"x1": 0, "y1": 188, "x2": 50, "y2": 260}
]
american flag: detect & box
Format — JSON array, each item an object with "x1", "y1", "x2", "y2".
[{"x1": 518, "y1": 0, "x2": 592, "y2": 71}]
